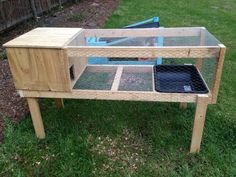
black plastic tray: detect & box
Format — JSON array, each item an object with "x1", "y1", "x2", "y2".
[{"x1": 153, "y1": 65, "x2": 209, "y2": 93}]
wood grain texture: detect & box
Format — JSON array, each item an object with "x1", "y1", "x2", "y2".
[
  {"x1": 66, "y1": 46, "x2": 220, "y2": 58},
  {"x1": 111, "y1": 66, "x2": 123, "y2": 91},
  {"x1": 3, "y1": 27, "x2": 82, "y2": 48},
  {"x1": 195, "y1": 28, "x2": 206, "y2": 70},
  {"x1": 19, "y1": 90, "x2": 211, "y2": 103},
  {"x1": 190, "y1": 95, "x2": 209, "y2": 153},
  {"x1": 179, "y1": 102, "x2": 188, "y2": 109},
  {"x1": 55, "y1": 98, "x2": 64, "y2": 108},
  {"x1": 211, "y1": 44, "x2": 226, "y2": 103},
  {"x1": 84, "y1": 27, "x2": 202, "y2": 37},
  {"x1": 67, "y1": 31, "x2": 88, "y2": 88},
  {"x1": 6, "y1": 48, "x2": 71, "y2": 91},
  {"x1": 27, "y1": 98, "x2": 45, "y2": 139}
]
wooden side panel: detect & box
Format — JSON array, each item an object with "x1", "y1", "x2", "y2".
[
  {"x1": 69, "y1": 56, "x2": 87, "y2": 87},
  {"x1": 6, "y1": 48, "x2": 70, "y2": 91},
  {"x1": 67, "y1": 31, "x2": 88, "y2": 88}
]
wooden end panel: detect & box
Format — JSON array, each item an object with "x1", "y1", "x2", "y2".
[
  {"x1": 6, "y1": 48, "x2": 71, "y2": 91},
  {"x1": 69, "y1": 56, "x2": 87, "y2": 88}
]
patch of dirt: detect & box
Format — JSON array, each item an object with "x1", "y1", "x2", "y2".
[
  {"x1": 0, "y1": 60, "x2": 29, "y2": 142},
  {"x1": 0, "y1": 0, "x2": 118, "y2": 142}
]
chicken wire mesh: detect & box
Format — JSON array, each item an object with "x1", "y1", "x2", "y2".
[
  {"x1": 70, "y1": 28, "x2": 219, "y2": 93},
  {"x1": 73, "y1": 57, "x2": 216, "y2": 94},
  {"x1": 153, "y1": 65, "x2": 208, "y2": 93},
  {"x1": 161, "y1": 58, "x2": 216, "y2": 91},
  {"x1": 73, "y1": 66, "x2": 117, "y2": 90},
  {"x1": 118, "y1": 67, "x2": 153, "y2": 91},
  {"x1": 86, "y1": 30, "x2": 220, "y2": 47}
]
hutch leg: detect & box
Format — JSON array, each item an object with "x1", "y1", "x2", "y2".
[
  {"x1": 54, "y1": 98, "x2": 64, "y2": 108},
  {"x1": 27, "y1": 98, "x2": 45, "y2": 139},
  {"x1": 190, "y1": 95, "x2": 208, "y2": 153},
  {"x1": 179, "y1": 102, "x2": 187, "y2": 109}
]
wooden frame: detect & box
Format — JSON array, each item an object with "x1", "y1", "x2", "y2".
[{"x1": 3, "y1": 27, "x2": 226, "y2": 153}]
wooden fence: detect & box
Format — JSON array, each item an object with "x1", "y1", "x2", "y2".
[{"x1": 0, "y1": 0, "x2": 71, "y2": 32}]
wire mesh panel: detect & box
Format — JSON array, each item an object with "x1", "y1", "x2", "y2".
[
  {"x1": 73, "y1": 66, "x2": 117, "y2": 90},
  {"x1": 85, "y1": 31, "x2": 220, "y2": 47},
  {"x1": 67, "y1": 28, "x2": 221, "y2": 94},
  {"x1": 153, "y1": 65, "x2": 208, "y2": 93},
  {"x1": 118, "y1": 67, "x2": 153, "y2": 91},
  {"x1": 161, "y1": 58, "x2": 216, "y2": 91},
  {"x1": 200, "y1": 58, "x2": 217, "y2": 89}
]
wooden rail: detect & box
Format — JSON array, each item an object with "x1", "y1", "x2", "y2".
[{"x1": 66, "y1": 46, "x2": 220, "y2": 58}]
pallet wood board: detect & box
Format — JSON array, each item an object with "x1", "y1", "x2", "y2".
[{"x1": 3, "y1": 27, "x2": 83, "y2": 48}]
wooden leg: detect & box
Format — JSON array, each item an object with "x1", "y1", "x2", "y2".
[
  {"x1": 27, "y1": 98, "x2": 45, "y2": 139},
  {"x1": 55, "y1": 98, "x2": 64, "y2": 109},
  {"x1": 190, "y1": 95, "x2": 208, "y2": 153},
  {"x1": 179, "y1": 102, "x2": 187, "y2": 109},
  {"x1": 195, "y1": 58, "x2": 203, "y2": 70}
]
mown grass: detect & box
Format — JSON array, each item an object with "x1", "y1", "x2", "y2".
[{"x1": 1, "y1": 0, "x2": 236, "y2": 176}]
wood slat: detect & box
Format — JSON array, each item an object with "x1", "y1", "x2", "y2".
[
  {"x1": 66, "y1": 46, "x2": 220, "y2": 58},
  {"x1": 3, "y1": 28, "x2": 82, "y2": 48},
  {"x1": 84, "y1": 27, "x2": 202, "y2": 37},
  {"x1": 111, "y1": 66, "x2": 123, "y2": 91},
  {"x1": 18, "y1": 90, "x2": 211, "y2": 103}
]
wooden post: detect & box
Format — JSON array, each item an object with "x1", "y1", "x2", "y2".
[
  {"x1": 179, "y1": 102, "x2": 187, "y2": 109},
  {"x1": 195, "y1": 28, "x2": 206, "y2": 70},
  {"x1": 29, "y1": 0, "x2": 38, "y2": 22},
  {"x1": 27, "y1": 98, "x2": 45, "y2": 139},
  {"x1": 190, "y1": 95, "x2": 209, "y2": 153},
  {"x1": 55, "y1": 98, "x2": 64, "y2": 108},
  {"x1": 211, "y1": 44, "x2": 226, "y2": 103}
]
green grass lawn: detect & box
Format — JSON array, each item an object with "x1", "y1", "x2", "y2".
[{"x1": 1, "y1": 0, "x2": 236, "y2": 176}]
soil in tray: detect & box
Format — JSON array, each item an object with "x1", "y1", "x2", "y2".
[
  {"x1": 73, "y1": 70, "x2": 116, "y2": 90},
  {"x1": 118, "y1": 72, "x2": 153, "y2": 91}
]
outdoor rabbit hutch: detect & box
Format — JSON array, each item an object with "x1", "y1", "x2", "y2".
[{"x1": 3, "y1": 27, "x2": 226, "y2": 153}]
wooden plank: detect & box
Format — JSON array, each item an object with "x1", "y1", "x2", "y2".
[
  {"x1": 66, "y1": 46, "x2": 220, "y2": 58},
  {"x1": 187, "y1": 28, "x2": 206, "y2": 110},
  {"x1": 87, "y1": 64, "x2": 154, "y2": 68},
  {"x1": 64, "y1": 29, "x2": 85, "y2": 47},
  {"x1": 67, "y1": 31, "x2": 88, "y2": 88},
  {"x1": 6, "y1": 48, "x2": 71, "y2": 91},
  {"x1": 27, "y1": 98, "x2": 45, "y2": 139},
  {"x1": 190, "y1": 95, "x2": 209, "y2": 153},
  {"x1": 211, "y1": 44, "x2": 226, "y2": 103},
  {"x1": 55, "y1": 98, "x2": 64, "y2": 108},
  {"x1": 111, "y1": 66, "x2": 123, "y2": 91},
  {"x1": 3, "y1": 28, "x2": 82, "y2": 48},
  {"x1": 70, "y1": 63, "x2": 87, "y2": 89},
  {"x1": 84, "y1": 27, "x2": 202, "y2": 37},
  {"x1": 19, "y1": 90, "x2": 211, "y2": 103},
  {"x1": 85, "y1": 65, "x2": 117, "y2": 72},
  {"x1": 195, "y1": 28, "x2": 206, "y2": 69},
  {"x1": 179, "y1": 103, "x2": 187, "y2": 109}
]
